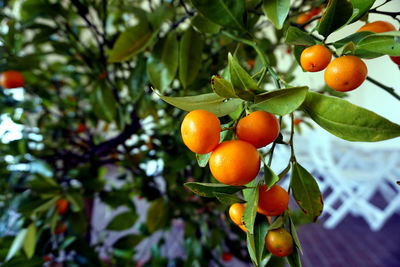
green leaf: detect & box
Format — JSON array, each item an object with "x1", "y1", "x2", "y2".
[
  {"x1": 263, "y1": 164, "x2": 280, "y2": 190},
  {"x1": 268, "y1": 216, "x2": 283, "y2": 230},
  {"x1": 6, "y1": 229, "x2": 27, "y2": 261},
  {"x1": 347, "y1": 0, "x2": 376, "y2": 24},
  {"x1": 293, "y1": 46, "x2": 306, "y2": 66},
  {"x1": 65, "y1": 192, "x2": 84, "y2": 212},
  {"x1": 253, "y1": 215, "x2": 269, "y2": 265},
  {"x1": 317, "y1": 0, "x2": 353, "y2": 37},
  {"x1": 288, "y1": 213, "x2": 303, "y2": 254},
  {"x1": 214, "y1": 192, "x2": 245, "y2": 206},
  {"x1": 333, "y1": 32, "x2": 373, "y2": 49},
  {"x1": 184, "y1": 182, "x2": 245, "y2": 197},
  {"x1": 146, "y1": 198, "x2": 169, "y2": 233},
  {"x1": 59, "y1": 236, "x2": 76, "y2": 250},
  {"x1": 156, "y1": 92, "x2": 243, "y2": 117},
  {"x1": 243, "y1": 184, "x2": 259, "y2": 234},
  {"x1": 113, "y1": 234, "x2": 144, "y2": 249},
  {"x1": 191, "y1": 13, "x2": 221, "y2": 34},
  {"x1": 147, "y1": 31, "x2": 179, "y2": 91},
  {"x1": 191, "y1": 0, "x2": 246, "y2": 30},
  {"x1": 262, "y1": 0, "x2": 290, "y2": 30},
  {"x1": 302, "y1": 92, "x2": 400, "y2": 141},
  {"x1": 228, "y1": 53, "x2": 257, "y2": 101},
  {"x1": 211, "y1": 75, "x2": 237, "y2": 98},
  {"x1": 196, "y1": 152, "x2": 211, "y2": 167},
  {"x1": 23, "y1": 224, "x2": 36, "y2": 259},
  {"x1": 179, "y1": 27, "x2": 204, "y2": 88},
  {"x1": 355, "y1": 32, "x2": 400, "y2": 58},
  {"x1": 147, "y1": 4, "x2": 174, "y2": 29},
  {"x1": 108, "y1": 18, "x2": 155, "y2": 62},
  {"x1": 32, "y1": 197, "x2": 59, "y2": 214},
  {"x1": 290, "y1": 163, "x2": 323, "y2": 222},
  {"x1": 284, "y1": 27, "x2": 317, "y2": 46},
  {"x1": 106, "y1": 211, "x2": 138, "y2": 231},
  {"x1": 286, "y1": 248, "x2": 302, "y2": 267},
  {"x1": 253, "y1": 87, "x2": 308, "y2": 115},
  {"x1": 91, "y1": 84, "x2": 117, "y2": 122},
  {"x1": 246, "y1": 231, "x2": 258, "y2": 265}
]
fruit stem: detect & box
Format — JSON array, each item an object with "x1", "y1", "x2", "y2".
[
  {"x1": 289, "y1": 113, "x2": 297, "y2": 163},
  {"x1": 366, "y1": 76, "x2": 400, "y2": 101}
]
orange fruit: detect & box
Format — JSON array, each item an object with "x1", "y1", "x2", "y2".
[
  {"x1": 56, "y1": 198, "x2": 69, "y2": 215},
  {"x1": 265, "y1": 228, "x2": 294, "y2": 257},
  {"x1": 209, "y1": 140, "x2": 260, "y2": 186},
  {"x1": 236, "y1": 111, "x2": 280, "y2": 148},
  {"x1": 76, "y1": 123, "x2": 86, "y2": 134},
  {"x1": 309, "y1": 7, "x2": 322, "y2": 17},
  {"x1": 324, "y1": 55, "x2": 368, "y2": 92},
  {"x1": 258, "y1": 184, "x2": 289, "y2": 216},
  {"x1": 390, "y1": 56, "x2": 400, "y2": 65},
  {"x1": 229, "y1": 203, "x2": 246, "y2": 226},
  {"x1": 181, "y1": 109, "x2": 220, "y2": 154},
  {"x1": 296, "y1": 13, "x2": 311, "y2": 24},
  {"x1": 0, "y1": 70, "x2": 24, "y2": 89},
  {"x1": 357, "y1": 21, "x2": 396, "y2": 33},
  {"x1": 300, "y1": 44, "x2": 332, "y2": 72}
]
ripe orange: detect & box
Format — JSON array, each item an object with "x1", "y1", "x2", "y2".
[
  {"x1": 300, "y1": 44, "x2": 332, "y2": 72},
  {"x1": 239, "y1": 224, "x2": 247, "y2": 232},
  {"x1": 209, "y1": 140, "x2": 260, "y2": 186},
  {"x1": 258, "y1": 184, "x2": 289, "y2": 216},
  {"x1": 0, "y1": 70, "x2": 24, "y2": 89},
  {"x1": 236, "y1": 111, "x2": 280, "y2": 148},
  {"x1": 390, "y1": 56, "x2": 400, "y2": 65},
  {"x1": 309, "y1": 7, "x2": 322, "y2": 17},
  {"x1": 357, "y1": 21, "x2": 396, "y2": 33},
  {"x1": 324, "y1": 55, "x2": 368, "y2": 92},
  {"x1": 181, "y1": 109, "x2": 221, "y2": 154},
  {"x1": 229, "y1": 203, "x2": 246, "y2": 226},
  {"x1": 221, "y1": 252, "x2": 233, "y2": 262},
  {"x1": 266, "y1": 228, "x2": 294, "y2": 257},
  {"x1": 56, "y1": 198, "x2": 69, "y2": 215},
  {"x1": 296, "y1": 13, "x2": 311, "y2": 24}
]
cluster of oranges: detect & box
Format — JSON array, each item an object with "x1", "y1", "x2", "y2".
[
  {"x1": 0, "y1": 70, "x2": 24, "y2": 89},
  {"x1": 300, "y1": 20, "x2": 398, "y2": 92},
  {"x1": 181, "y1": 109, "x2": 294, "y2": 257}
]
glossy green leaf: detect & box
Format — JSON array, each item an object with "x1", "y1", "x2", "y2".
[
  {"x1": 333, "y1": 31, "x2": 373, "y2": 49},
  {"x1": 113, "y1": 234, "x2": 144, "y2": 249},
  {"x1": 268, "y1": 216, "x2": 283, "y2": 230},
  {"x1": 106, "y1": 211, "x2": 138, "y2": 231},
  {"x1": 355, "y1": 32, "x2": 400, "y2": 57},
  {"x1": 317, "y1": 0, "x2": 353, "y2": 37},
  {"x1": 228, "y1": 53, "x2": 257, "y2": 101},
  {"x1": 65, "y1": 192, "x2": 84, "y2": 212},
  {"x1": 302, "y1": 92, "x2": 400, "y2": 141},
  {"x1": 184, "y1": 182, "x2": 245, "y2": 197},
  {"x1": 196, "y1": 152, "x2": 211, "y2": 167},
  {"x1": 347, "y1": 0, "x2": 376, "y2": 24},
  {"x1": 284, "y1": 27, "x2": 316, "y2": 46},
  {"x1": 293, "y1": 46, "x2": 306, "y2": 66},
  {"x1": 23, "y1": 224, "x2": 36, "y2": 259},
  {"x1": 262, "y1": 0, "x2": 290, "y2": 30},
  {"x1": 148, "y1": 4, "x2": 174, "y2": 29},
  {"x1": 59, "y1": 236, "x2": 76, "y2": 250},
  {"x1": 6, "y1": 229, "x2": 27, "y2": 261},
  {"x1": 146, "y1": 198, "x2": 169, "y2": 233},
  {"x1": 288, "y1": 213, "x2": 303, "y2": 254},
  {"x1": 156, "y1": 92, "x2": 243, "y2": 117},
  {"x1": 286, "y1": 247, "x2": 302, "y2": 267},
  {"x1": 253, "y1": 87, "x2": 308, "y2": 115},
  {"x1": 179, "y1": 27, "x2": 204, "y2": 88},
  {"x1": 147, "y1": 31, "x2": 179, "y2": 91},
  {"x1": 108, "y1": 19, "x2": 155, "y2": 62},
  {"x1": 243, "y1": 184, "x2": 259, "y2": 234},
  {"x1": 246, "y1": 231, "x2": 257, "y2": 265},
  {"x1": 191, "y1": 0, "x2": 246, "y2": 30},
  {"x1": 253, "y1": 215, "x2": 269, "y2": 265},
  {"x1": 263, "y1": 164, "x2": 280, "y2": 190},
  {"x1": 191, "y1": 13, "x2": 221, "y2": 34},
  {"x1": 211, "y1": 75, "x2": 237, "y2": 98},
  {"x1": 290, "y1": 163, "x2": 323, "y2": 222},
  {"x1": 214, "y1": 192, "x2": 245, "y2": 206}
]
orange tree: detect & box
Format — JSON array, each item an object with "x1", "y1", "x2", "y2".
[{"x1": 0, "y1": 0, "x2": 399, "y2": 266}]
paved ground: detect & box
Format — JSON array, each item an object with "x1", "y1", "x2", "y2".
[{"x1": 297, "y1": 213, "x2": 400, "y2": 267}]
